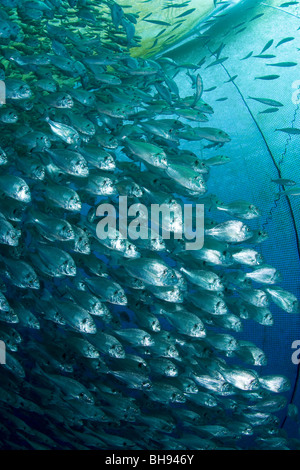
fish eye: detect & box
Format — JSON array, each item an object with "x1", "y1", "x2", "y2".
[{"x1": 62, "y1": 260, "x2": 68, "y2": 268}]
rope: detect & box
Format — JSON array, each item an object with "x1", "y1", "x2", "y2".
[{"x1": 262, "y1": 104, "x2": 299, "y2": 230}]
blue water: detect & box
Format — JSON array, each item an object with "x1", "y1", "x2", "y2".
[{"x1": 0, "y1": 0, "x2": 299, "y2": 451}]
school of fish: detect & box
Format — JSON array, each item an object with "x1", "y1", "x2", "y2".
[{"x1": 0, "y1": 0, "x2": 299, "y2": 451}]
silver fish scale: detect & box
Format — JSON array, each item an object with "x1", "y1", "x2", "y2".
[{"x1": 0, "y1": 0, "x2": 297, "y2": 452}]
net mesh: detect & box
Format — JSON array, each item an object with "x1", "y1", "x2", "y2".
[{"x1": 166, "y1": 0, "x2": 300, "y2": 435}]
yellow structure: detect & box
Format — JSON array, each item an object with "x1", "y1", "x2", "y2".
[{"x1": 117, "y1": 0, "x2": 215, "y2": 57}]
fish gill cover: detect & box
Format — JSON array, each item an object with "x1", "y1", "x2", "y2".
[{"x1": 0, "y1": 0, "x2": 298, "y2": 451}]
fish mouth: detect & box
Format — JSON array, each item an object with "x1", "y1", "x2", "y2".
[
  {"x1": 213, "y1": 281, "x2": 224, "y2": 291},
  {"x1": 192, "y1": 326, "x2": 206, "y2": 338},
  {"x1": 65, "y1": 266, "x2": 77, "y2": 276},
  {"x1": 151, "y1": 321, "x2": 161, "y2": 332},
  {"x1": 65, "y1": 100, "x2": 73, "y2": 108},
  {"x1": 117, "y1": 296, "x2": 127, "y2": 306},
  {"x1": 0, "y1": 302, "x2": 9, "y2": 312},
  {"x1": 248, "y1": 379, "x2": 259, "y2": 390},
  {"x1": 62, "y1": 365, "x2": 73, "y2": 374},
  {"x1": 167, "y1": 368, "x2": 178, "y2": 377},
  {"x1": 69, "y1": 200, "x2": 82, "y2": 212},
  {"x1": 168, "y1": 347, "x2": 179, "y2": 359},
  {"x1": 104, "y1": 157, "x2": 115, "y2": 170},
  {"x1": 75, "y1": 159, "x2": 89, "y2": 175},
  {"x1": 132, "y1": 187, "x2": 143, "y2": 197},
  {"x1": 259, "y1": 294, "x2": 268, "y2": 306},
  {"x1": 172, "y1": 394, "x2": 186, "y2": 404},
  {"x1": 33, "y1": 167, "x2": 45, "y2": 180},
  {"x1": 83, "y1": 128, "x2": 95, "y2": 136},
  {"x1": 43, "y1": 139, "x2": 51, "y2": 149},
  {"x1": 78, "y1": 244, "x2": 91, "y2": 255},
  {"x1": 61, "y1": 260, "x2": 76, "y2": 276},
  {"x1": 263, "y1": 314, "x2": 274, "y2": 326},
  {"x1": 125, "y1": 245, "x2": 140, "y2": 258},
  {"x1": 7, "y1": 230, "x2": 21, "y2": 246},
  {"x1": 8, "y1": 313, "x2": 19, "y2": 323},
  {"x1": 7, "y1": 238, "x2": 19, "y2": 247},
  {"x1": 83, "y1": 323, "x2": 97, "y2": 334},
  {"x1": 83, "y1": 396, "x2": 95, "y2": 405},
  {"x1": 216, "y1": 300, "x2": 227, "y2": 315},
  {"x1": 55, "y1": 313, "x2": 66, "y2": 325},
  {"x1": 142, "y1": 337, "x2": 154, "y2": 347},
  {"x1": 28, "y1": 278, "x2": 40, "y2": 289},
  {"x1": 111, "y1": 346, "x2": 125, "y2": 359},
  {"x1": 6, "y1": 116, "x2": 18, "y2": 123},
  {"x1": 142, "y1": 382, "x2": 152, "y2": 390},
  {"x1": 102, "y1": 182, "x2": 115, "y2": 195},
  {"x1": 18, "y1": 186, "x2": 31, "y2": 203},
  {"x1": 61, "y1": 229, "x2": 75, "y2": 241},
  {"x1": 187, "y1": 386, "x2": 198, "y2": 394}
]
